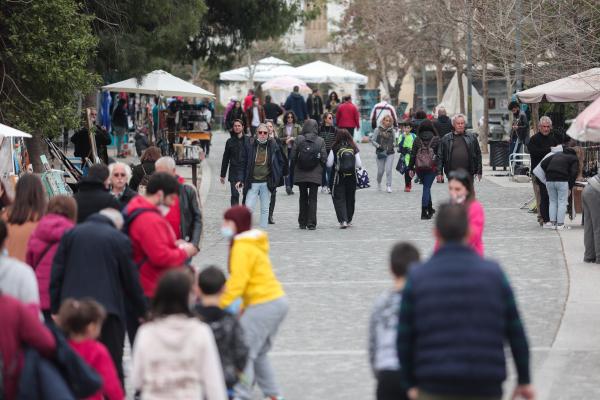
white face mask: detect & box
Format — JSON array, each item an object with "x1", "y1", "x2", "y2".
[
  {"x1": 254, "y1": 100, "x2": 259, "y2": 105},
  {"x1": 450, "y1": 194, "x2": 467, "y2": 204},
  {"x1": 157, "y1": 192, "x2": 171, "y2": 216}
]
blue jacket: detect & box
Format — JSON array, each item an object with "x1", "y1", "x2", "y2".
[
  {"x1": 284, "y1": 93, "x2": 308, "y2": 121},
  {"x1": 397, "y1": 243, "x2": 530, "y2": 397},
  {"x1": 237, "y1": 136, "x2": 284, "y2": 195}
]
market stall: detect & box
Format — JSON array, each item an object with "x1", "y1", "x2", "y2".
[{"x1": 0, "y1": 123, "x2": 32, "y2": 198}]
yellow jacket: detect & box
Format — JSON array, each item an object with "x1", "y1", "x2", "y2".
[{"x1": 220, "y1": 229, "x2": 285, "y2": 308}]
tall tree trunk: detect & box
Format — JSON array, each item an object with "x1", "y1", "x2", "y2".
[
  {"x1": 375, "y1": 47, "x2": 391, "y2": 97},
  {"x1": 436, "y1": 62, "x2": 444, "y2": 103},
  {"x1": 505, "y1": 62, "x2": 513, "y2": 106},
  {"x1": 26, "y1": 134, "x2": 52, "y2": 173},
  {"x1": 532, "y1": 103, "x2": 539, "y2": 134},
  {"x1": 247, "y1": 50, "x2": 254, "y2": 89},
  {"x1": 481, "y1": 49, "x2": 489, "y2": 154},
  {"x1": 452, "y1": 32, "x2": 465, "y2": 115}
]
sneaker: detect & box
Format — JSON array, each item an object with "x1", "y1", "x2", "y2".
[
  {"x1": 543, "y1": 222, "x2": 556, "y2": 230},
  {"x1": 340, "y1": 221, "x2": 348, "y2": 229},
  {"x1": 556, "y1": 224, "x2": 571, "y2": 230},
  {"x1": 377, "y1": 183, "x2": 382, "y2": 191},
  {"x1": 404, "y1": 187, "x2": 411, "y2": 192},
  {"x1": 387, "y1": 186, "x2": 392, "y2": 193},
  {"x1": 348, "y1": 221, "x2": 353, "y2": 226},
  {"x1": 286, "y1": 186, "x2": 292, "y2": 195},
  {"x1": 322, "y1": 186, "x2": 328, "y2": 194},
  {"x1": 308, "y1": 226, "x2": 316, "y2": 230},
  {"x1": 299, "y1": 225, "x2": 306, "y2": 229}
]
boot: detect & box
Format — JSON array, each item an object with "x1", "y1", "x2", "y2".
[
  {"x1": 427, "y1": 202, "x2": 436, "y2": 218},
  {"x1": 421, "y1": 206, "x2": 431, "y2": 220},
  {"x1": 268, "y1": 195, "x2": 276, "y2": 224}
]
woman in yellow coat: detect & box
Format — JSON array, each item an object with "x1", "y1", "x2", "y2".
[{"x1": 219, "y1": 206, "x2": 288, "y2": 400}]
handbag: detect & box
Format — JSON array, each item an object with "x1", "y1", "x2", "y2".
[{"x1": 356, "y1": 167, "x2": 370, "y2": 189}]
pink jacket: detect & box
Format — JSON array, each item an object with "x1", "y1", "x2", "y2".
[
  {"x1": 26, "y1": 214, "x2": 75, "y2": 310},
  {"x1": 434, "y1": 200, "x2": 485, "y2": 257}
]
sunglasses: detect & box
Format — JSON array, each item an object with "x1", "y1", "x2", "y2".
[
  {"x1": 257, "y1": 130, "x2": 268, "y2": 134},
  {"x1": 113, "y1": 173, "x2": 126, "y2": 178},
  {"x1": 265, "y1": 119, "x2": 273, "y2": 123},
  {"x1": 287, "y1": 116, "x2": 293, "y2": 119},
  {"x1": 448, "y1": 170, "x2": 470, "y2": 180}
]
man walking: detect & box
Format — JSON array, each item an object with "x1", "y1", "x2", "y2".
[
  {"x1": 307, "y1": 89, "x2": 324, "y2": 123},
  {"x1": 284, "y1": 86, "x2": 308, "y2": 126},
  {"x1": 336, "y1": 95, "x2": 360, "y2": 136},
  {"x1": 369, "y1": 94, "x2": 398, "y2": 130},
  {"x1": 435, "y1": 114, "x2": 483, "y2": 183},
  {"x1": 221, "y1": 120, "x2": 249, "y2": 206},
  {"x1": 246, "y1": 95, "x2": 266, "y2": 136},
  {"x1": 263, "y1": 95, "x2": 283, "y2": 123},
  {"x1": 528, "y1": 116, "x2": 559, "y2": 226},
  {"x1": 74, "y1": 163, "x2": 123, "y2": 223},
  {"x1": 433, "y1": 107, "x2": 453, "y2": 139},
  {"x1": 508, "y1": 101, "x2": 530, "y2": 167},
  {"x1": 244, "y1": 88, "x2": 259, "y2": 111},
  {"x1": 397, "y1": 204, "x2": 535, "y2": 400},
  {"x1": 236, "y1": 124, "x2": 284, "y2": 230}
]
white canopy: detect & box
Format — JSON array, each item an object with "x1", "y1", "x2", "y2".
[
  {"x1": 437, "y1": 72, "x2": 484, "y2": 125},
  {"x1": 253, "y1": 66, "x2": 299, "y2": 82},
  {"x1": 219, "y1": 57, "x2": 291, "y2": 82},
  {"x1": 291, "y1": 61, "x2": 368, "y2": 84},
  {"x1": 0, "y1": 123, "x2": 33, "y2": 138},
  {"x1": 516, "y1": 68, "x2": 600, "y2": 103},
  {"x1": 102, "y1": 70, "x2": 215, "y2": 98}
]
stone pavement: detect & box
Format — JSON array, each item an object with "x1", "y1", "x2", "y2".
[{"x1": 181, "y1": 131, "x2": 600, "y2": 400}]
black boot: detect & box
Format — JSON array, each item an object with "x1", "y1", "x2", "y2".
[
  {"x1": 421, "y1": 206, "x2": 431, "y2": 220},
  {"x1": 428, "y1": 202, "x2": 436, "y2": 218},
  {"x1": 268, "y1": 195, "x2": 276, "y2": 224}
]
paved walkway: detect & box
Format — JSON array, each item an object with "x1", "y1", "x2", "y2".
[{"x1": 187, "y1": 131, "x2": 600, "y2": 400}]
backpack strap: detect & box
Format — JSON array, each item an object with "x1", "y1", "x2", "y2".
[{"x1": 34, "y1": 242, "x2": 55, "y2": 270}]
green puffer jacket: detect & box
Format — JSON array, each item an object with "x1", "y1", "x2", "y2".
[{"x1": 398, "y1": 133, "x2": 415, "y2": 165}]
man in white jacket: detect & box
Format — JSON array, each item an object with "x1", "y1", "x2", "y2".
[
  {"x1": 370, "y1": 95, "x2": 398, "y2": 130},
  {"x1": 533, "y1": 145, "x2": 563, "y2": 229}
]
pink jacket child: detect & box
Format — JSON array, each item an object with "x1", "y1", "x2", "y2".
[
  {"x1": 26, "y1": 214, "x2": 75, "y2": 311},
  {"x1": 435, "y1": 200, "x2": 485, "y2": 257}
]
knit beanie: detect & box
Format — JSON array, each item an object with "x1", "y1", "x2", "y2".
[{"x1": 223, "y1": 206, "x2": 252, "y2": 235}]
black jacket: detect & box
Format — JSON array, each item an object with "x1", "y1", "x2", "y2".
[
  {"x1": 408, "y1": 131, "x2": 440, "y2": 171},
  {"x1": 73, "y1": 178, "x2": 123, "y2": 223},
  {"x1": 179, "y1": 182, "x2": 203, "y2": 248},
  {"x1": 433, "y1": 115, "x2": 453, "y2": 138},
  {"x1": 307, "y1": 95, "x2": 324, "y2": 118},
  {"x1": 527, "y1": 131, "x2": 559, "y2": 169},
  {"x1": 436, "y1": 130, "x2": 483, "y2": 177},
  {"x1": 225, "y1": 107, "x2": 246, "y2": 130},
  {"x1": 541, "y1": 147, "x2": 580, "y2": 189},
  {"x1": 112, "y1": 105, "x2": 128, "y2": 128},
  {"x1": 134, "y1": 131, "x2": 151, "y2": 156},
  {"x1": 262, "y1": 102, "x2": 283, "y2": 123},
  {"x1": 115, "y1": 184, "x2": 138, "y2": 207},
  {"x1": 273, "y1": 136, "x2": 290, "y2": 187},
  {"x1": 129, "y1": 161, "x2": 155, "y2": 192},
  {"x1": 510, "y1": 110, "x2": 530, "y2": 144},
  {"x1": 237, "y1": 136, "x2": 284, "y2": 195},
  {"x1": 411, "y1": 119, "x2": 424, "y2": 135},
  {"x1": 71, "y1": 125, "x2": 111, "y2": 164},
  {"x1": 49, "y1": 214, "x2": 147, "y2": 323},
  {"x1": 221, "y1": 132, "x2": 250, "y2": 182}
]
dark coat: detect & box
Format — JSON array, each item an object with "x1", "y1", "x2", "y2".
[
  {"x1": 408, "y1": 130, "x2": 440, "y2": 171},
  {"x1": 307, "y1": 95, "x2": 324, "y2": 118},
  {"x1": 245, "y1": 105, "x2": 266, "y2": 129},
  {"x1": 433, "y1": 115, "x2": 454, "y2": 138},
  {"x1": 273, "y1": 136, "x2": 290, "y2": 187},
  {"x1": 116, "y1": 184, "x2": 138, "y2": 207},
  {"x1": 262, "y1": 102, "x2": 283, "y2": 123},
  {"x1": 527, "y1": 131, "x2": 559, "y2": 169},
  {"x1": 410, "y1": 119, "x2": 424, "y2": 135},
  {"x1": 49, "y1": 214, "x2": 148, "y2": 323},
  {"x1": 221, "y1": 132, "x2": 250, "y2": 182},
  {"x1": 129, "y1": 161, "x2": 155, "y2": 192},
  {"x1": 71, "y1": 125, "x2": 111, "y2": 164},
  {"x1": 225, "y1": 107, "x2": 246, "y2": 130},
  {"x1": 510, "y1": 110, "x2": 530, "y2": 144},
  {"x1": 134, "y1": 131, "x2": 151, "y2": 156},
  {"x1": 291, "y1": 120, "x2": 327, "y2": 186},
  {"x1": 435, "y1": 130, "x2": 483, "y2": 177},
  {"x1": 112, "y1": 105, "x2": 128, "y2": 128},
  {"x1": 284, "y1": 93, "x2": 308, "y2": 120},
  {"x1": 179, "y1": 183, "x2": 203, "y2": 248},
  {"x1": 73, "y1": 178, "x2": 123, "y2": 223},
  {"x1": 541, "y1": 147, "x2": 580, "y2": 189},
  {"x1": 237, "y1": 136, "x2": 284, "y2": 195}
]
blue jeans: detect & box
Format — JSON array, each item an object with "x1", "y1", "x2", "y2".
[
  {"x1": 245, "y1": 182, "x2": 271, "y2": 230},
  {"x1": 230, "y1": 181, "x2": 240, "y2": 206},
  {"x1": 510, "y1": 138, "x2": 523, "y2": 167},
  {"x1": 416, "y1": 171, "x2": 436, "y2": 207},
  {"x1": 322, "y1": 165, "x2": 332, "y2": 188},
  {"x1": 284, "y1": 153, "x2": 295, "y2": 188},
  {"x1": 547, "y1": 181, "x2": 569, "y2": 224}
]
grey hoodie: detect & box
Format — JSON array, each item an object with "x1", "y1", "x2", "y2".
[{"x1": 290, "y1": 120, "x2": 327, "y2": 185}]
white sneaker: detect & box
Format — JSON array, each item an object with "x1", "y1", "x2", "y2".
[
  {"x1": 543, "y1": 222, "x2": 556, "y2": 230},
  {"x1": 340, "y1": 221, "x2": 348, "y2": 229},
  {"x1": 387, "y1": 186, "x2": 392, "y2": 193},
  {"x1": 557, "y1": 224, "x2": 571, "y2": 230},
  {"x1": 321, "y1": 186, "x2": 327, "y2": 194},
  {"x1": 377, "y1": 183, "x2": 382, "y2": 191}
]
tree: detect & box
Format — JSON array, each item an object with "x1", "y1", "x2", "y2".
[{"x1": 0, "y1": 0, "x2": 101, "y2": 172}]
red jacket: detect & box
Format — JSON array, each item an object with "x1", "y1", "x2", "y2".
[
  {"x1": 335, "y1": 102, "x2": 360, "y2": 129},
  {"x1": 125, "y1": 196, "x2": 188, "y2": 298},
  {"x1": 69, "y1": 339, "x2": 124, "y2": 400},
  {"x1": 0, "y1": 294, "x2": 56, "y2": 400},
  {"x1": 244, "y1": 94, "x2": 260, "y2": 112}
]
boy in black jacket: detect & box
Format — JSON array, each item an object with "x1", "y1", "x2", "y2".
[
  {"x1": 221, "y1": 120, "x2": 249, "y2": 206},
  {"x1": 193, "y1": 266, "x2": 248, "y2": 398}
]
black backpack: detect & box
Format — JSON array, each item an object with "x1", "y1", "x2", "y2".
[
  {"x1": 336, "y1": 142, "x2": 356, "y2": 175},
  {"x1": 296, "y1": 135, "x2": 320, "y2": 170}
]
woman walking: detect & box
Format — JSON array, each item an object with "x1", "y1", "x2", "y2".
[
  {"x1": 111, "y1": 98, "x2": 129, "y2": 158},
  {"x1": 370, "y1": 115, "x2": 397, "y2": 192},
  {"x1": 1, "y1": 174, "x2": 46, "y2": 262},
  {"x1": 220, "y1": 206, "x2": 289, "y2": 400},
  {"x1": 277, "y1": 110, "x2": 302, "y2": 195},
  {"x1": 408, "y1": 119, "x2": 440, "y2": 220},
  {"x1": 225, "y1": 101, "x2": 246, "y2": 134},
  {"x1": 266, "y1": 120, "x2": 290, "y2": 224},
  {"x1": 326, "y1": 91, "x2": 340, "y2": 113},
  {"x1": 129, "y1": 146, "x2": 161, "y2": 192},
  {"x1": 327, "y1": 129, "x2": 361, "y2": 228},
  {"x1": 318, "y1": 112, "x2": 337, "y2": 193}
]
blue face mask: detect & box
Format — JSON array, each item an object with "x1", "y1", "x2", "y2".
[
  {"x1": 1, "y1": 248, "x2": 7, "y2": 257},
  {"x1": 221, "y1": 227, "x2": 235, "y2": 239},
  {"x1": 257, "y1": 137, "x2": 268, "y2": 144}
]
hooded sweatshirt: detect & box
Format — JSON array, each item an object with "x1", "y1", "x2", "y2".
[
  {"x1": 220, "y1": 229, "x2": 285, "y2": 309},
  {"x1": 284, "y1": 91, "x2": 308, "y2": 120},
  {"x1": 132, "y1": 314, "x2": 227, "y2": 400},
  {"x1": 533, "y1": 145, "x2": 563, "y2": 184},
  {"x1": 26, "y1": 214, "x2": 75, "y2": 310},
  {"x1": 0, "y1": 254, "x2": 40, "y2": 314}
]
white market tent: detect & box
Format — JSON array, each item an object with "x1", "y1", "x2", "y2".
[
  {"x1": 291, "y1": 61, "x2": 368, "y2": 84},
  {"x1": 516, "y1": 68, "x2": 600, "y2": 103},
  {"x1": 102, "y1": 70, "x2": 215, "y2": 98},
  {"x1": 0, "y1": 123, "x2": 33, "y2": 138},
  {"x1": 219, "y1": 57, "x2": 291, "y2": 82},
  {"x1": 253, "y1": 65, "x2": 298, "y2": 81},
  {"x1": 437, "y1": 72, "x2": 484, "y2": 124}
]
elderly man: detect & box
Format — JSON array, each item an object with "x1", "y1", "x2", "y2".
[
  {"x1": 109, "y1": 162, "x2": 138, "y2": 207},
  {"x1": 369, "y1": 94, "x2": 398, "y2": 130},
  {"x1": 155, "y1": 157, "x2": 203, "y2": 251},
  {"x1": 435, "y1": 114, "x2": 483, "y2": 184},
  {"x1": 528, "y1": 116, "x2": 559, "y2": 226},
  {"x1": 433, "y1": 107, "x2": 453, "y2": 138}
]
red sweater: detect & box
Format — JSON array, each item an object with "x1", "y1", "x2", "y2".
[
  {"x1": 68, "y1": 339, "x2": 124, "y2": 400},
  {"x1": 125, "y1": 196, "x2": 188, "y2": 297},
  {"x1": 0, "y1": 294, "x2": 56, "y2": 400},
  {"x1": 335, "y1": 102, "x2": 360, "y2": 129},
  {"x1": 164, "y1": 175, "x2": 186, "y2": 240}
]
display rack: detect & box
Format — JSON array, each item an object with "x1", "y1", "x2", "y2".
[{"x1": 356, "y1": 85, "x2": 380, "y2": 120}]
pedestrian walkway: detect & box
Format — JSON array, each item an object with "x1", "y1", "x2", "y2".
[{"x1": 189, "y1": 131, "x2": 599, "y2": 400}]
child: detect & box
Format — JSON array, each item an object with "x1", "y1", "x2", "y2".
[
  {"x1": 398, "y1": 121, "x2": 415, "y2": 192},
  {"x1": 57, "y1": 298, "x2": 124, "y2": 400},
  {"x1": 368, "y1": 242, "x2": 420, "y2": 400},
  {"x1": 193, "y1": 266, "x2": 248, "y2": 398},
  {"x1": 132, "y1": 270, "x2": 227, "y2": 400}
]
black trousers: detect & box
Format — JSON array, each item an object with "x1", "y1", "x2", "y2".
[
  {"x1": 99, "y1": 314, "x2": 126, "y2": 389},
  {"x1": 332, "y1": 175, "x2": 356, "y2": 223},
  {"x1": 250, "y1": 126, "x2": 257, "y2": 136},
  {"x1": 537, "y1": 177, "x2": 550, "y2": 223},
  {"x1": 125, "y1": 296, "x2": 151, "y2": 349},
  {"x1": 298, "y1": 182, "x2": 319, "y2": 228},
  {"x1": 230, "y1": 181, "x2": 240, "y2": 206},
  {"x1": 376, "y1": 370, "x2": 409, "y2": 400},
  {"x1": 404, "y1": 171, "x2": 411, "y2": 188}
]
